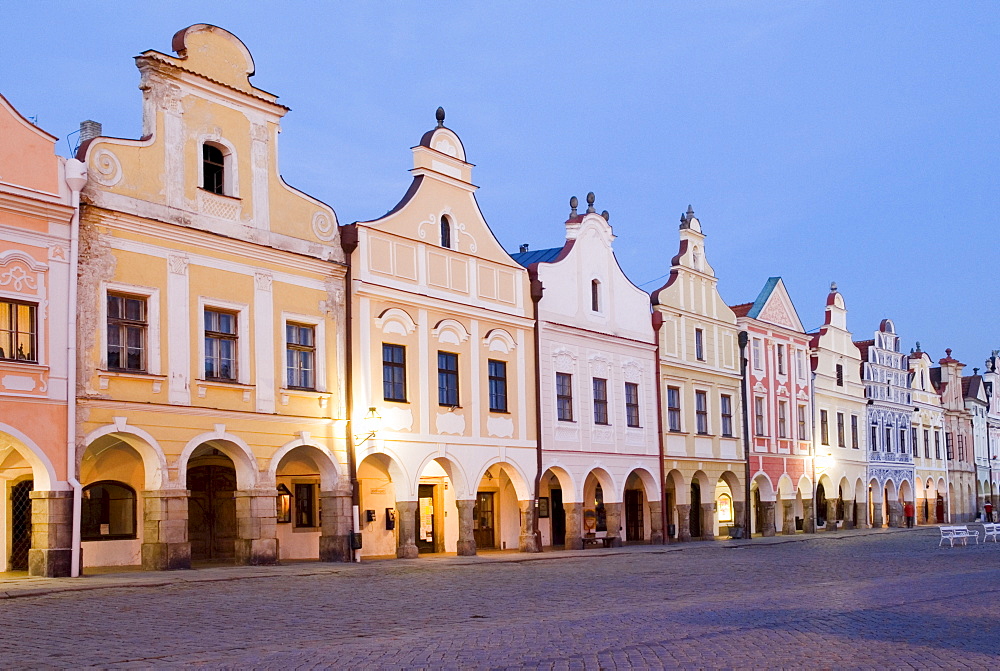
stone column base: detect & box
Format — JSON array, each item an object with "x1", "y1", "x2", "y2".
[
  {"x1": 871, "y1": 502, "x2": 884, "y2": 528},
  {"x1": 396, "y1": 501, "x2": 419, "y2": 558},
  {"x1": 675, "y1": 503, "x2": 692, "y2": 541},
  {"x1": 518, "y1": 500, "x2": 541, "y2": 553},
  {"x1": 564, "y1": 502, "x2": 583, "y2": 550},
  {"x1": 142, "y1": 542, "x2": 191, "y2": 571},
  {"x1": 604, "y1": 502, "x2": 623, "y2": 547},
  {"x1": 456, "y1": 499, "x2": 477, "y2": 556},
  {"x1": 319, "y1": 491, "x2": 353, "y2": 562},
  {"x1": 235, "y1": 490, "x2": 278, "y2": 565},
  {"x1": 701, "y1": 503, "x2": 716, "y2": 540},
  {"x1": 28, "y1": 490, "x2": 73, "y2": 578},
  {"x1": 803, "y1": 501, "x2": 815, "y2": 533},
  {"x1": 781, "y1": 500, "x2": 795, "y2": 535},
  {"x1": 649, "y1": 501, "x2": 664, "y2": 545},
  {"x1": 759, "y1": 500, "x2": 776, "y2": 536}
]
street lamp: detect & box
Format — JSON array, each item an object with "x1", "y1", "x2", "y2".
[{"x1": 357, "y1": 407, "x2": 382, "y2": 444}]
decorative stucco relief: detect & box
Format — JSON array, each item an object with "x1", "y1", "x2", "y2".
[
  {"x1": 436, "y1": 411, "x2": 465, "y2": 435},
  {"x1": 311, "y1": 211, "x2": 337, "y2": 242},
  {"x1": 381, "y1": 406, "x2": 413, "y2": 432},
  {"x1": 552, "y1": 348, "x2": 576, "y2": 373},
  {"x1": 487, "y1": 416, "x2": 514, "y2": 438},
  {"x1": 589, "y1": 355, "x2": 610, "y2": 379},
  {"x1": 622, "y1": 360, "x2": 643, "y2": 384}
]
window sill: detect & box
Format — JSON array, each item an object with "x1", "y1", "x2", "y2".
[
  {"x1": 98, "y1": 369, "x2": 166, "y2": 393},
  {"x1": 292, "y1": 526, "x2": 320, "y2": 533},
  {"x1": 195, "y1": 378, "x2": 254, "y2": 403},
  {"x1": 383, "y1": 398, "x2": 409, "y2": 404},
  {"x1": 197, "y1": 186, "x2": 242, "y2": 202},
  {"x1": 280, "y1": 387, "x2": 331, "y2": 408},
  {"x1": 489, "y1": 409, "x2": 510, "y2": 415}
]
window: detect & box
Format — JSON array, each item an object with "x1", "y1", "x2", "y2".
[
  {"x1": 0, "y1": 299, "x2": 36, "y2": 362},
  {"x1": 820, "y1": 409, "x2": 829, "y2": 445},
  {"x1": 935, "y1": 431, "x2": 942, "y2": 459},
  {"x1": 625, "y1": 382, "x2": 640, "y2": 428},
  {"x1": 695, "y1": 328, "x2": 705, "y2": 361},
  {"x1": 885, "y1": 427, "x2": 892, "y2": 452},
  {"x1": 593, "y1": 377, "x2": 609, "y2": 425},
  {"x1": 777, "y1": 344, "x2": 785, "y2": 375},
  {"x1": 835, "y1": 364, "x2": 844, "y2": 386},
  {"x1": 440, "y1": 215, "x2": 452, "y2": 248},
  {"x1": 438, "y1": 352, "x2": 459, "y2": 407},
  {"x1": 591, "y1": 280, "x2": 600, "y2": 312},
  {"x1": 107, "y1": 293, "x2": 146, "y2": 372},
  {"x1": 720, "y1": 395, "x2": 733, "y2": 437},
  {"x1": 778, "y1": 401, "x2": 788, "y2": 439},
  {"x1": 870, "y1": 425, "x2": 878, "y2": 451},
  {"x1": 911, "y1": 427, "x2": 918, "y2": 457},
  {"x1": 957, "y1": 434, "x2": 965, "y2": 461},
  {"x1": 488, "y1": 359, "x2": 507, "y2": 412},
  {"x1": 81, "y1": 481, "x2": 136, "y2": 541},
  {"x1": 668, "y1": 386, "x2": 682, "y2": 432},
  {"x1": 851, "y1": 415, "x2": 859, "y2": 449},
  {"x1": 696, "y1": 390, "x2": 709, "y2": 435},
  {"x1": 797, "y1": 350, "x2": 807, "y2": 380},
  {"x1": 204, "y1": 308, "x2": 238, "y2": 381},
  {"x1": 923, "y1": 429, "x2": 930, "y2": 459},
  {"x1": 382, "y1": 344, "x2": 406, "y2": 402},
  {"x1": 294, "y1": 483, "x2": 317, "y2": 528},
  {"x1": 203, "y1": 143, "x2": 225, "y2": 194},
  {"x1": 837, "y1": 413, "x2": 846, "y2": 447},
  {"x1": 754, "y1": 397, "x2": 765, "y2": 436},
  {"x1": 752, "y1": 338, "x2": 763, "y2": 370},
  {"x1": 556, "y1": 373, "x2": 573, "y2": 421},
  {"x1": 797, "y1": 404, "x2": 807, "y2": 439},
  {"x1": 286, "y1": 323, "x2": 316, "y2": 390},
  {"x1": 900, "y1": 428, "x2": 907, "y2": 454}
]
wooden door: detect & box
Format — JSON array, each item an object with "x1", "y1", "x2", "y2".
[
  {"x1": 625, "y1": 489, "x2": 644, "y2": 541},
  {"x1": 473, "y1": 492, "x2": 495, "y2": 549},
  {"x1": 187, "y1": 465, "x2": 237, "y2": 561}
]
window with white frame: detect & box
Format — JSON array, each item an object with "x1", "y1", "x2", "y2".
[
  {"x1": 107, "y1": 293, "x2": 147, "y2": 372},
  {"x1": 668, "y1": 386, "x2": 682, "y2": 432},
  {"x1": 625, "y1": 382, "x2": 640, "y2": 428},
  {"x1": 0, "y1": 299, "x2": 37, "y2": 363},
  {"x1": 778, "y1": 401, "x2": 788, "y2": 439},
  {"x1": 696, "y1": 390, "x2": 709, "y2": 435},
  {"x1": 720, "y1": 394, "x2": 734, "y2": 437},
  {"x1": 204, "y1": 308, "x2": 238, "y2": 381},
  {"x1": 286, "y1": 323, "x2": 316, "y2": 390},
  {"x1": 754, "y1": 397, "x2": 765, "y2": 436},
  {"x1": 752, "y1": 338, "x2": 763, "y2": 370}
]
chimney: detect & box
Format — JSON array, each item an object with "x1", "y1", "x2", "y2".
[
  {"x1": 79, "y1": 120, "x2": 102, "y2": 144},
  {"x1": 519, "y1": 244, "x2": 529, "y2": 253}
]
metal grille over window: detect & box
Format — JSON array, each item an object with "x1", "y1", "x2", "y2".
[
  {"x1": 107, "y1": 294, "x2": 146, "y2": 372},
  {"x1": 286, "y1": 323, "x2": 315, "y2": 389},
  {"x1": 0, "y1": 300, "x2": 36, "y2": 362},
  {"x1": 205, "y1": 309, "x2": 237, "y2": 380},
  {"x1": 438, "y1": 352, "x2": 459, "y2": 407},
  {"x1": 9, "y1": 480, "x2": 32, "y2": 571}
]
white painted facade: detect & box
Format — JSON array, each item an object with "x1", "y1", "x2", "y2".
[
  {"x1": 518, "y1": 202, "x2": 661, "y2": 548},
  {"x1": 908, "y1": 347, "x2": 948, "y2": 524}
]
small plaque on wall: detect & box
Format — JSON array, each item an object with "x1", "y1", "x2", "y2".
[{"x1": 538, "y1": 497, "x2": 550, "y2": 518}]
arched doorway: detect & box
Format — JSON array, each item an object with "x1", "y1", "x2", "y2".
[
  {"x1": 689, "y1": 482, "x2": 702, "y2": 539},
  {"x1": 187, "y1": 450, "x2": 237, "y2": 562},
  {"x1": 539, "y1": 468, "x2": 573, "y2": 548},
  {"x1": 623, "y1": 470, "x2": 655, "y2": 543},
  {"x1": 475, "y1": 461, "x2": 533, "y2": 552},
  {"x1": 271, "y1": 444, "x2": 344, "y2": 562},
  {"x1": 816, "y1": 483, "x2": 827, "y2": 527}
]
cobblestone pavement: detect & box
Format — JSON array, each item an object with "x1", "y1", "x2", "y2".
[{"x1": 2, "y1": 528, "x2": 1000, "y2": 668}]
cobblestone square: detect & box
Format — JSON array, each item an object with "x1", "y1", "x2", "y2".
[{"x1": 2, "y1": 528, "x2": 1000, "y2": 668}]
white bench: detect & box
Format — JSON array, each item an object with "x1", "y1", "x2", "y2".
[
  {"x1": 982, "y1": 523, "x2": 1000, "y2": 543},
  {"x1": 939, "y1": 525, "x2": 980, "y2": 547}
]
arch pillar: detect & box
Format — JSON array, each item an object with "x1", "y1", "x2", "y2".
[
  {"x1": 991, "y1": 493, "x2": 999, "y2": 521},
  {"x1": 732, "y1": 499, "x2": 746, "y2": 535},
  {"x1": 649, "y1": 500, "x2": 664, "y2": 544},
  {"x1": 396, "y1": 500, "x2": 419, "y2": 558},
  {"x1": 319, "y1": 487, "x2": 353, "y2": 562},
  {"x1": 887, "y1": 500, "x2": 903, "y2": 528},
  {"x1": 759, "y1": 500, "x2": 776, "y2": 536},
  {"x1": 564, "y1": 502, "x2": 583, "y2": 550},
  {"x1": 675, "y1": 504, "x2": 691, "y2": 541},
  {"x1": 844, "y1": 499, "x2": 856, "y2": 528},
  {"x1": 234, "y1": 489, "x2": 278, "y2": 565},
  {"x1": 141, "y1": 489, "x2": 191, "y2": 571},
  {"x1": 700, "y1": 503, "x2": 715, "y2": 540},
  {"x1": 28, "y1": 490, "x2": 72, "y2": 577},
  {"x1": 802, "y1": 499, "x2": 815, "y2": 533},
  {"x1": 826, "y1": 498, "x2": 839, "y2": 530},
  {"x1": 780, "y1": 498, "x2": 795, "y2": 535},
  {"x1": 518, "y1": 500, "x2": 541, "y2": 552},
  {"x1": 455, "y1": 499, "x2": 476, "y2": 556},
  {"x1": 871, "y1": 501, "x2": 884, "y2": 528}
]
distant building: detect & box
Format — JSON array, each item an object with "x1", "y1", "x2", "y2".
[
  {"x1": 732, "y1": 278, "x2": 812, "y2": 536},
  {"x1": 0, "y1": 94, "x2": 85, "y2": 576},
  {"x1": 962, "y1": 372, "x2": 989, "y2": 516},
  {"x1": 651, "y1": 208, "x2": 743, "y2": 540},
  {"x1": 932, "y1": 350, "x2": 975, "y2": 522},
  {"x1": 514, "y1": 194, "x2": 661, "y2": 549},
  {"x1": 908, "y1": 344, "x2": 947, "y2": 524},
  {"x1": 808, "y1": 284, "x2": 868, "y2": 530},
  {"x1": 856, "y1": 320, "x2": 915, "y2": 527}
]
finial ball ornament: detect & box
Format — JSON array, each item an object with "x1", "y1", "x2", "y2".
[{"x1": 435, "y1": 107, "x2": 446, "y2": 126}]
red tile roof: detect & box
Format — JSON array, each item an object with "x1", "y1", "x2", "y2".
[{"x1": 730, "y1": 302, "x2": 753, "y2": 317}]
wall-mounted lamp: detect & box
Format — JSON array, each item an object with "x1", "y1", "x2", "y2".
[
  {"x1": 353, "y1": 406, "x2": 383, "y2": 446},
  {"x1": 276, "y1": 484, "x2": 292, "y2": 524}
]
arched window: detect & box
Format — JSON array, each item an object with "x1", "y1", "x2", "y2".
[
  {"x1": 81, "y1": 481, "x2": 137, "y2": 541},
  {"x1": 203, "y1": 143, "x2": 226, "y2": 195},
  {"x1": 440, "y1": 216, "x2": 452, "y2": 249},
  {"x1": 591, "y1": 280, "x2": 601, "y2": 312}
]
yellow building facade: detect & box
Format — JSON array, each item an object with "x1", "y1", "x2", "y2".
[{"x1": 75, "y1": 26, "x2": 350, "y2": 570}]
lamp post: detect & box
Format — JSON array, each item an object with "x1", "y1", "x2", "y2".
[{"x1": 738, "y1": 331, "x2": 752, "y2": 540}]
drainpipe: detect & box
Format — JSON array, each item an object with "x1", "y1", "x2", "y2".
[
  {"x1": 529, "y1": 271, "x2": 544, "y2": 551},
  {"x1": 738, "y1": 331, "x2": 751, "y2": 539},
  {"x1": 64, "y1": 158, "x2": 87, "y2": 577},
  {"x1": 651, "y1": 312, "x2": 668, "y2": 544},
  {"x1": 340, "y1": 224, "x2": 361, "y2": 562},
  {"x1": 810, "y1": 370, "x2": 818, "y2": 531}
]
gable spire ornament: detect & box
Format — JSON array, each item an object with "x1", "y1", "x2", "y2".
[
  {"x1": 569, "y1": 195, "x2": 578, "y2": 217},
  {"x1": 586, "y1": 192, "x2": 596, "y2": 214},
  {"x1": 435, "y1": 106, "x2": 445, "y2": 127}
]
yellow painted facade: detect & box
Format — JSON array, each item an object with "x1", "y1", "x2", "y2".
[{"x1": 75, "y1": 25, "x2": 349, "y2": 570}]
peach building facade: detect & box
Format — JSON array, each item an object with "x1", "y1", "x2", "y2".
[{"x1": 0, "y1": 94, "x2": 86, "y2": 576}]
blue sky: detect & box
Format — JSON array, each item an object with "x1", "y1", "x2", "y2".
[{"x1": 3, "y1": 2, "x2": 998, "y2": 368}]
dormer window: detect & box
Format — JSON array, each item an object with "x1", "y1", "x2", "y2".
[
  {"x1": 591, "y1": 280, "x2": 601, "y2": 312},
  {"x1": 440, "y1": 216, "x2": 452, "y2": 248},
  {"x1": 203, "y1": 143, "x2": 226, "y2": 194}
]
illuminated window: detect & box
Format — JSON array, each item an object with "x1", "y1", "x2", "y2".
[{"x1": 0, "y1": 299, "x2": 36, "y2": 363}]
